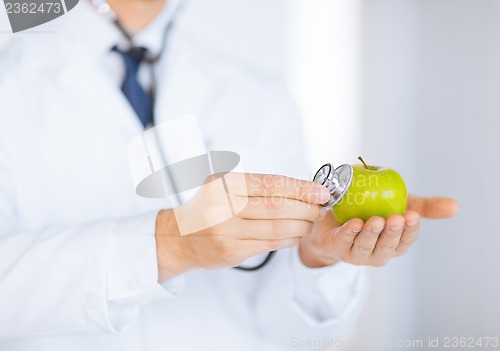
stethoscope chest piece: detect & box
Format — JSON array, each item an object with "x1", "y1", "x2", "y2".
[{"x1": 313, "y1": 163, "x2": 354, "y2": 209}]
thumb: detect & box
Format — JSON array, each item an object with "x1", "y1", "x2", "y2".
[{"x1": 407, "y1": 195, "x2": 459, "y2": 219}]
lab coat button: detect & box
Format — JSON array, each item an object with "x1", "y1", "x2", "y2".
[{"x1": 86, "y1": 292, "x2": 102, "y2": 310}]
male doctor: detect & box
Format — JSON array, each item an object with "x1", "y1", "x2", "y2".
[{"x1": 0, "y1": 0, "x2": 458, "y2": 350}]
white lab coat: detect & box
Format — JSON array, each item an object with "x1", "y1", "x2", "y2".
[{"x1": 0, "y1": 2, "x2": 367, "y2": 350}]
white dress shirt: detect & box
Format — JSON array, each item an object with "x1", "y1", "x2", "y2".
[{"x1": 0, "y1": 1, "x2": 367, "y2": 350}]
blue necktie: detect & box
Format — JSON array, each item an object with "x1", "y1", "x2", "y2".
[{"x1": 112, "y1": 46, "x2": 153, "y2": 128}]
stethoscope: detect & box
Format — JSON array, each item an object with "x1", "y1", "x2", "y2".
[
  {"x1": 94, "y1": 0, "x2": 186, "y2": 207},
  {"x1": 93, "y1": 0, "x2": 181, "y2": 126},
  {"x1": 95, "y1": 1, "x2": 268, "y2": 271},
  {"x1": 236, "y1": 163, "x2": 354, "y2": 271},
  {"x1": 106, "y1": 6, "x2": 278, "y2": 272},
  {"x1": 94, "y1": 1, "x2": 355, "y2": 271}
]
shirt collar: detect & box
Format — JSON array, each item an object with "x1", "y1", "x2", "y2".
[
  {"x1": 132, "y1": 0, "x2": 181, "y2": 56},
  {"x1": 66, "y1": 0, "x2": 182, "y2": 62}
]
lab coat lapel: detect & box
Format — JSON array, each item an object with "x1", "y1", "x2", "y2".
[
  {"x1": 53, "y1": 1, "x2": 145, "y2": 139},
  {"x1": 154, "y1": 32, "x2": 217, "y2": 125},
  {"x1": 57, "y1": 59, "x2": 145, "y2": 139}
]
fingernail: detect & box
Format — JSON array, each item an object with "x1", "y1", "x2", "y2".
[
  {"x1": 390, "y1": 225, "x2": 403, "y2": 232},
  {"x1": 371, "y1": 227, "x2": 383, "y2": 234},
  {"x1": 407, "y1": 220, "x2": 418, "y2": 227},
  {"x1": 351, "y1": 228, "x2": 361, "y2": 235}
]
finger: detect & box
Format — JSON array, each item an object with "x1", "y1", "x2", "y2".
[
  {"x1": 395, "y1": 210, "x2": 421, "y2": 256},
  {"x1": 350, "y1": 216, "x2": 385, "y2": 260},
  {"x1": 231, "y1": 219, "x2": 314, "y2": 240},
  {"x1": 238, "y1": 237, "x2": 302, "y2": 260},
  {"x1": 227, "y1": 237, "x2": 301, "y2": 268},
  {"x1": 235, "y1": 196, "x2": 326, "y2": 222},
  {"x1": 329, "y1": 218, "x2": 364, "y2": 255},
  {"x1": 372, "y1": 214, "x2": 405, "y2": 260},
  {"x1": 222, "y1": 173, "x2": 330, "y2": 204},
  {"x1": 407, "y1": 195, "x2": 459, "y2": 219}
]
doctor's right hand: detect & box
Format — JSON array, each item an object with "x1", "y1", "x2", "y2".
[{"x1": 154, "y1": 173, "x2": 330, "y2": 282}]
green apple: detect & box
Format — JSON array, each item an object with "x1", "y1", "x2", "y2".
[{"x1": 332, "y1": 157, "x2": 408, "y2": 224}]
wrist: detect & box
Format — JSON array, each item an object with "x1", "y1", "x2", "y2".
[
  {"x1": 155, "y1": 210, "x2": 192, "y2": 282},
  {"x1": 299, "y1": 242, "x2": 340, "y2": 268}
]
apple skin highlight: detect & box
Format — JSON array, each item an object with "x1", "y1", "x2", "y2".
[{"x1": 332, "y1": 163, "x2": 408, "y2": 225}]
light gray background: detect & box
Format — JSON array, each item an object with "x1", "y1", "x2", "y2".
[{"x1": 360, "y1": 0, "x2": 500, "y2": 345}]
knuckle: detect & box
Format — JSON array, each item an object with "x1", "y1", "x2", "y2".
[
  {"x1": 299, "y1": 182, "x2": 315, "y2": 203},
  {"x1": 333, "y1": 227, "x2": 350, "y2": 237},
  {"x1": 271, "y1": 220, "x2": 284, "y2": 237},
  {"x1": 247, "y1": 196, "x2": 261, "y2": 208},
  {"x1": 385, "y1": 230, "x2": 402, "y2": 239},
  {"x1": 340, "y1": 237, "x2": 354, "y2": 246},
  {"x1": 355, "y1": 244, "x2": 374, "y2": 253},
  {"x1": 298, "y1": 183, "x2": 307, "y2": 201},
  {"x1": 264, "y1": 198, "x2": 281, "y2": 212},
  {"x1": 380, "y1": 244, "x2": 398, "y2": 253},
  {"x1": 316, "y1": 206, "x2": 324, "y2": 220}
]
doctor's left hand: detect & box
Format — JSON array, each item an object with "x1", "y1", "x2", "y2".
[{"x1": 299, "y1": 195, "x2": 459, "y2": 268}]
